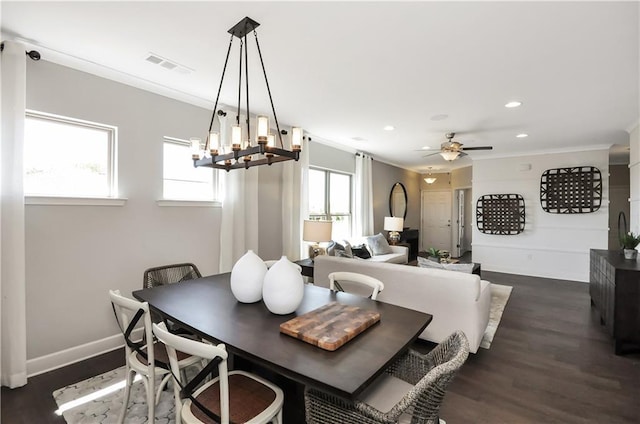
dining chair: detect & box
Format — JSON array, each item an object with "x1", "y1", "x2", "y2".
[
  {"x1": 143, "y1": 262, "x2": 202, "y2": 332},
  {"x1": 328, "y1": 271, "x2": 385, "y2": 300},
  {"x1": 143, "y1": 262, "x2": 202, "y2": 289},
  {"x1": 304, "y1": 330, "x2": 470, "y2": 424},
  {"x1": 153, "y1": 321, "x2": 285, "y2": 424},
  {"x1": 109, "y1": 290, "x2": 202, "y2": 424}
]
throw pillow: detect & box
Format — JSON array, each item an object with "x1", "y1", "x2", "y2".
[
  {"x1": 336, "y1": 250, "x2": 353, "y2": 258},
  {"x1": 326, "y1": 241, "x2": 338, "y2": 256},
  {"x1": 366, "y1": 233, "x2": 393, "y2": 256},
  {"x1": 417, "y1": 256, "x2": 445, "y2": 269},
  {"x1": 442, "y1": 263, "x2": 475, "y2": 274},
  {"x1": 342, "y1": 240, "x2": 354, "y2": 258},
  {"x1": 417, "y1": 257, "x2": 475, "y2": 274},
  {"x1": 351, "y1": 244, "x2": 372, "y2": 259}
]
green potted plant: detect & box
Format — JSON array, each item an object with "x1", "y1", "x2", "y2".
[
  {"x1": 427, "y1": 247, "x2": 441, "y2": 262},
  {"x1": 621, "y1": 232, "x2": 640, "y2": 260}
]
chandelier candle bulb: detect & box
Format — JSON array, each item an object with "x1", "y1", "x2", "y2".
[
  {"x1": 190, "y1": 137, "x2": 202, "y2": 160},
  {"x1": 209, "y1": 131, "x2": 219, "y2": 156},
  {"x1": 266, "y1": 134, "x2": 275, "y2": 157},
  {"x1": 231, "y1": 125, "x2": 242, "y2": 150},
  {"x1": 257, "y1": 115, "x2": 269, "y2": 143},
  {"x1": 291, "y1": 127, "x2": 302, "y2": 151}
]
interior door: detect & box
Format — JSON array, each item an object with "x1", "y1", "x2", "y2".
[
  {"x1": 456, "y1": 190, "x2": 465, "y2": 257},
  {"x1": 421, "y1": 191, "x2": 452, "y2": 252}
]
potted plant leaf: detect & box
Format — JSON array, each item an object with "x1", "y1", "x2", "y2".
[
  {"x1": 621, "y1": 232, "x2": 640, "y2": 260},
  {"x1": 427, "y1": 247, "x2": 441, "y2": 262}
]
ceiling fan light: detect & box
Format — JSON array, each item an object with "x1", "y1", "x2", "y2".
[
  {"x1": 440, "y1": 151, "x2": 460, "y2": 161},
  {"x1": 424, "y1": 177, "x2": 437, "y2": 184}
]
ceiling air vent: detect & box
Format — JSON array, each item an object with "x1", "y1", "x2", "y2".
[{"x1": 145, "y1": 52, "x2": 192, "y2": 75}]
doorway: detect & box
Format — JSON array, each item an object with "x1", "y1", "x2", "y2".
[
  {"x1": 421, "y1": 191, "x2": 452, "y2": 252},
  {"x1": 453, "y1": 187, "x2": 473, "y2": 258}
]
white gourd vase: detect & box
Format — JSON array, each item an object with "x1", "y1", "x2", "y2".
[
  {"x1": 262, "y1": 256, "x2": 304, "y2": 315},
  {"x1": 230, "y1": 250, "x2": 267, "y2": 303}
]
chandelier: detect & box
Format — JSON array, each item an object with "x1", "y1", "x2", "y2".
[{"x1": 191, "y1": 17, "x2": 301, "y2": 171}]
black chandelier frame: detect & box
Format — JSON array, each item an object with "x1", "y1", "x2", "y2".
[{"x1": 193, "y1": 17, "x2": 300, "y2": 171}]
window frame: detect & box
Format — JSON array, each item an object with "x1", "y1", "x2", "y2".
[
  {"x1": 308, "y1": 167, "x2": 353, "y2": 238},
  {"x1": 162, "y1": 136, "x2": 219, "y2": 203},
  {"x1": 24, "y1": 110, "x2": 118, "y2": 198}
]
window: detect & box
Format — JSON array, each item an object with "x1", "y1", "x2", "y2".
[
  {"x1": 163, "y1": 137, "x2": 216, "y2": 201},
  {"x1": 24, "y1": 111, "x2": 117, "y2": 197},
  {"x1": 308, "y1": 168, "x2": 352, "y2": 240}
]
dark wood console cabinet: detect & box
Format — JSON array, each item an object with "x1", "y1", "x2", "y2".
[
  {"x1": 589, "y1": 249, "x2": 640, "y2": 355},
  {"x1": 400, "y1": 229, "x2": 419, "y2": 261}
]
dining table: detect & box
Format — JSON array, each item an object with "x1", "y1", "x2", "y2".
[{"x1": 133, "y1": 273, "x2": 432, "y2": 422}]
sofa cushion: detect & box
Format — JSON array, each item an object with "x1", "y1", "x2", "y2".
[
  {"x1": 351, "y1": 244, "x2": 372, "y2": 259},
  {"x1": 417, "y1": 256, "x2": 475, "y2": 273},
  {"x1": 327, "y1": 240, "x2": 353, "y2": 258},
  {"x1": 366, "y1": 233, "x2": 393, "y2": 256}
]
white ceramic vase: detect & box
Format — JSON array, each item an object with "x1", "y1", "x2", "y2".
[
  {"x1": 262, "y1": 256, "x2": 304, "y2": 315},
  {"x1": 623, "y1": 248, "x2": 638, "y2": 260},
  {"x1": 230, "y1": 250, "x2": 267, "y2": 303}
]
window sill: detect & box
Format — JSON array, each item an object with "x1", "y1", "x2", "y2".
[
  {"x1": 156, "y1": 199, "x2": 222, "y2": 208},
  {"x1": 25, "y1": 196, "x2": 128, "y2": 206}
]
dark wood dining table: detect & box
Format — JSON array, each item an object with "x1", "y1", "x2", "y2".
[{"x1": 133, "y1": 273, "x2": 432, "y2": 421}]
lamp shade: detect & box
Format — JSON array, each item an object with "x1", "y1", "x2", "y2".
[
  {"x1": 424, "y1": 177, "x2": 437, "y2": 184},
  {"x1": 303, "y1": 220, "x2": 333, "y2": 242},
  {"x1": 384, "y1": 217, "x2": 404, "y2": 232}
]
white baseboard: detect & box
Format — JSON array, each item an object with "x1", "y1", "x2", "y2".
[{"x1": 26, "y1": 329, "x2": 142, "y2": 378}]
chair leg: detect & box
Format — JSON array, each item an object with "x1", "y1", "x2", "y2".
[
  {"x1": 146, "y1": 374, "x2": 156, "y2": 423},
  {"x1": 117, "y1": 368, "x2": 135, "y2": 424},
  {"x1": 156, "y1": 374, "x2": 172, "y2": 405}
]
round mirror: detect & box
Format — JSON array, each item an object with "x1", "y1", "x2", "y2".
[{"x1": 389, "y1": 182, "x2": 407, "y2": 219}]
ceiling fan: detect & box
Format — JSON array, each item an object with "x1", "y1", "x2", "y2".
[{"x1": 423, "y1": 132, "x2": 493, "y2": 161}]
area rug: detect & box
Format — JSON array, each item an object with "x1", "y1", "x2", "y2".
[
  {"x1": 53, "y1": 365, "x2": 178, "y2": 424},
  {"x1": 480, "y1": 283, "x2": 513, "y2": 349}
]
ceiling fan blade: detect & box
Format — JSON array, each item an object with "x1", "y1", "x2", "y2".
[
  {"x1": 422, "y1": 152, "x2": 442, "y2": 158},
  {"x1": 463, "y1": 146, "x2": 493, "y2": 151}
]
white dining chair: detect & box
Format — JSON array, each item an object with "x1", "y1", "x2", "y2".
[
  {"x1": 153, "y1": 321, "x2": 284, "y2": 424},
  {"x1": 109, "y1": 290, "x2": 201, "y2": 424},
  {"x1": 328, "y1": 271, "x2": 385, "y2": 300}
]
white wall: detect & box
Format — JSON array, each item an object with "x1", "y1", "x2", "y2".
[
  {"x1": 24, "y1": 60, "x2": 226, "y2": 375},
  {"x1": 472, "y1": 150, "x2": 609, "y2": 282}
]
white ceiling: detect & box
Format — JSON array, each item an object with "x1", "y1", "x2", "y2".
[{"x1": 2, "y1": 1, "x2": 638, "y2": 172}]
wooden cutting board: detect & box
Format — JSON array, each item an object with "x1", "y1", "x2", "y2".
[{"x1": 280, "y1": 302, "x2": 381, "y2": 351}]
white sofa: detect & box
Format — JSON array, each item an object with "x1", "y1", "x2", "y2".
[
  {"x1": 313, "y1": 255, "x2": 491, "y2": 353},
  {"x1": 328, "y1": 238, "x2": 408, "y2": 264}
]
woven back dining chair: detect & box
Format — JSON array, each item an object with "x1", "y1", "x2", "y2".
[
  {"x1": 143, "y1": 263, "x2": 202, "y2": 289},
  {"x1": 304, "y1": 330, "x2": 470, "y2": 424},
  {"x1": 328, "y1": 271, "x2": 385, "y2": 300},
  {"x1": 153, "y1": 321, "x2": 284, "y2": 424}
]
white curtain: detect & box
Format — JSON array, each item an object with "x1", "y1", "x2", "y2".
[
  {"x1": 354, "y1": 152, "x2": 374, "y2": 237},
  {"x1": 218, "y1": 113, "x2": 260, "y2": 272},
  {"x1": 0, "y1": 40, "x2": 28, "y2": 388},
  {"x1": 282, "y1": 137, "x2": 309, "y2": 260}
]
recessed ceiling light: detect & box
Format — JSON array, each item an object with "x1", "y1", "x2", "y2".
[
  {"x1": 516, "y1": 133, "x2": 528, "y2": 138},
  {"x1": 421, "y1": 146, "x2": 431, "y2": 150},
  {"x1": 384, "y1": 125, "x2": 395, "y2": 131},
  {"x1": 430, "y1": 114, "x2": 448, "y2": 121},
  {"x1": 505, "y1": 101, "x2": 522, "y2": 108}
]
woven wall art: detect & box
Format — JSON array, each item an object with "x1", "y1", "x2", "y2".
[
  {"x1": 540, "y1": 166, "x2": 602, "y2": 214},
  {"x1": 476, "y1": 194, "x2": 525, "y2": 235}
]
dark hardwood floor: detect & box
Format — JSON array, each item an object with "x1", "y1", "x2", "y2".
[{"x1": 2, "y1": 270, "x2": 639, "y2": 423}]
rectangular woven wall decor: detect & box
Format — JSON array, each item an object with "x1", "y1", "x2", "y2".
[
  {"x1": 476, "y1": 194, "x2": 525, "y2": 235},
  {"x1": 540, "y1": 166, "x2": 602, "y2": 214}
]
